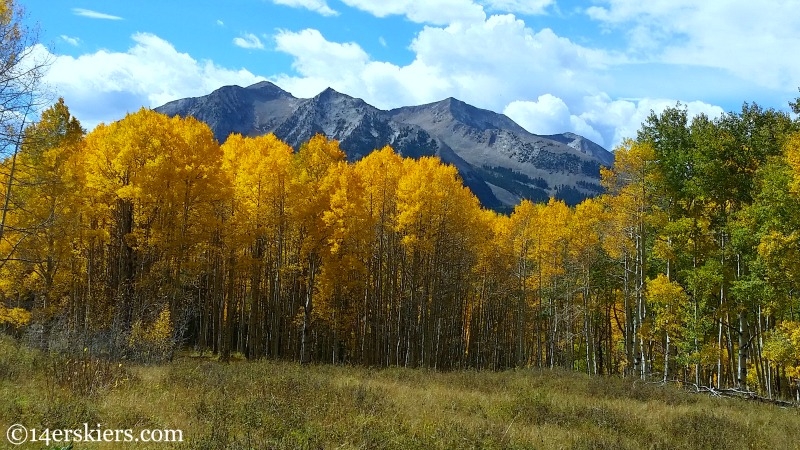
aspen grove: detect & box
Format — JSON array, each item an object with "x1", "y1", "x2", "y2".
[{"x1": 3, "y1": 99, "x2": 800, "y2": 401}]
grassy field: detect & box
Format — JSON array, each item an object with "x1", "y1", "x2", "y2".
[{"x1": 1, "y1": 336, "x2": 799, "y2": 449}]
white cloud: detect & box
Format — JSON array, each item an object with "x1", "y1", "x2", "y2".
[
  {"x1": 272, "y1": 17, "x2": 615, "y2": 112},
  {"x1": 585, "y1": 1, "x2": 800, "y2": 92},
  {"x1": 271, "y1": 19, "x2": 724, "y2": 148},
  {"x1": 481, "y1": 0, "x2": 553, "y2": 15},
  {"x1": 334, "y1": 0, "x2": 554, "y2": 24},
  {"x1": 35, "y1": 33, "x2": 264, "y2": 130},
  {"x1": 216, "y1": 19, "x2": 225, "y2": 26},
  {"x1": 271, "y1": 0, "x2": 338, "y2": 16},
  {"x1": 60, "y1": 35, "x2": 80, "y2": 46},
  {"x1": 378, "y1": 36, "x2": 387, "y2": 47},
  {"x1": 410, "y1": 15, "x2": 612, "y2": 75},
  {"x1": 38, "y1": 10, "x2": 739, "y2": 152},
  {"x1": 233, "y1": 33, "x2": 265, "y2": 50},
  {"x1": 275, "y1": 28, "x2": 368, "y2": 79},
  {"x1": 510, "y1": 94, "x2": 723, "y2": 149},
  {"x1": 577, "y1": 94, "x2": 724, "y2": 150},
  {"x1": 340, "y1": 0, "x2": 486, "y2": 25},
  {"x1": 504, "y1": 95, "x2": 604, "y2": 146},
  {"x1": 503, "y1": 93, "x2": 725, "y2": 150},
  {"x1": 72, "y1": 8, "x2": 123, "y2": 20},
  {"x1": 505, "y1": 95, "x2": 572, "y2": 135}
]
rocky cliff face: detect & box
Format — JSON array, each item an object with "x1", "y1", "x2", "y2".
[{"x1": 155, "y1": 82, "x2": 614, "y2": 211}]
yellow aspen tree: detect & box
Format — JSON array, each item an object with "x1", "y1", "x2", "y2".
[
  {"x1": 537, "y1": 198, "x2": 571, "y2": 368},
  {"x1": 469, "y1": 208, "x2": 514, "y2": 369},
  {"x1": 506, "y1": 199, "x2": 540, "y2": 366},
  {"x1": 395, "y1": 156, "x2": 483, "y2": 368},
  {"x1": 0, "y1": 99, "x2": 84, "y2": 329},
  {"x1": 569, "y1": 197, "x2": 607, "y2": 374},
  {"x1": 352, "y1": 146, "x2": 404, "y2": 365},
  {"x1": 602, "y1": 139, "x2": 659, "y2": 377},
  {"x1": 222, "y1": 133, "x2": 293, "y2": 358},
  {"x1": 318, "y1": 162, "x2": 370, "y2": 362},
  {"x1": 289, "y1": 134, "x2": 345, "y2": 363},
  {"x1": 646, "y1": 273, "x2": 689, "y2": 381},
  {"x1": 83, "y1": 109, "x2": 228, "y2": 357}
]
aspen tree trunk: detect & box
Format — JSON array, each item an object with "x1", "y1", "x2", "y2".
[
  {"x1": 247, "y1": 238, "x2": 263, "y2": 359},
  {"x1": 624, "y1": 254, "x2": 635, "y2": 377},
  {"x1": 516, "y1": 254, "x2": 526, "y2": 366},
  {"x1": 270, "y1": 219, "x2": 285, "y2": 358},
  {"x1": 116, "y1": 198, "x2": 135, "y2": 330},
  {"x1": 637, "y1": 220, "x2": 647, "y2": 379},
  {"x1": 737, "y1": 309, "x2": 748, "y2": 389},
  {"x1": 300, "y1": 257, "x2": 317, "y2": 364},
  {"x1": 220, "y1": 250, "x2": 236, "y2": 362},
  {"x1": 584, "y1": 281, "x2": 591, "y2": 375},
  {"x1": 663, "y1": 333, "x2": 670, "y2": 382}
]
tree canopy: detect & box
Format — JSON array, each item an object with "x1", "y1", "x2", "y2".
[{"x1": 3, "y1": 97, "x2": 800, "y2": 401}]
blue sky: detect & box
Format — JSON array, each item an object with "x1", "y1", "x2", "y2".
[{"x1": 22, "y1": 0, "x2": 800, "y2": 149}]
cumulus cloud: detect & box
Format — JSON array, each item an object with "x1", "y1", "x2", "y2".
[
  {"x1": 408, "y1": 15, "x2": 613, "y2": 90},
  {"x1": 72, "y1": 8, "x2": 123, "y2": 20},
  {"x1": 504, "y1": 95, "x2": 604, "y2": 146},
  {"x1": 504, "y1": 95, "x2": 573, "y2": 135},
  {"x1": 503, "y1": 93, "x2": 725, "y2": 150},
  {"x1": 273, "y1": 28, "x2": 369, "y2": 95},
  {"x1": 340, "y1": 0, "x2": 486, "y2": 25},
  {"x1": 481, "y1": 0, "x2": 553, "y2": 15},
  {"x1": 35, "y1": 33, "x2": 264, "y2": 130},
  {"x1": 268, "y1": 15, "x2": 734, "y2": 149},
  {"x1": 276, "y1": 29, "x2": 369, "y2": 73},
  {"x1": 39, "y1": 9, "x2": 739, "y2": 151},
  {"x1": 579, "y1": 94, "x2": 724, "y2": 149},
  {"x1": 326, "y1": 0, "x2": 554, "y2": 24},
  {"x1": 272, "y1": 16, "x2": 615, "y2": 110},
  {"x1": 584, "y1": 0, "x2": 800, "y2": 92},
  {"x1": 271, "y1": 0, "x2": 338, "y2": 16},
  {"x1": 233, "y1": 33, "x2": 265, "y2": 50}
]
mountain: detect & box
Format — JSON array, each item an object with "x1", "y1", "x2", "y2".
[{"x1": 155, "y1": 82, "x2": 614, "y2": 211}]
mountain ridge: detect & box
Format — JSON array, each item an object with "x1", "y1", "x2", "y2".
[{"x1": 155, "y1": 81, "x2": 613, "y2": 211}]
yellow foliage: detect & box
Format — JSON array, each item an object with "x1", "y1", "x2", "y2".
[
  {"x1": 222, "y1": 133, "x2": 294, "y2": 250},
  {"x1": 0, "y1": 99, "x2": 85, "y2": 304},
  {"x1": 0, "y1": 302, "x2": 31, "y2": 327},
  {"x1": 150, "y1": 308, "x2": 173, "y2": 344},
  {"x1": 646, "y1": 274, "x2": 688, "y2": 335},
  {"x1": 763, "y1": 321, "x2": 800, "y2": 378},
  {"x1": 289, "y1": 134, "x2": 346, "y2": 260},
  {"x1": 785, "y1": 132, "x2": 800, "y2": 195},
  {"x1": 601, "y1": 138, "x2": 657, "y2": 194},
  {"x1": 395, "y1": 156, "x2": 483, "y2": 256},
  {"x1": 128, "y1": 307, "x2": 173, "y2": 359},
  {"x1": 83, "y1": 108, "x2": 230, "y2": 291},
  {"x1": 0, "y1": 1, "x2": 19, "y2": 42}
]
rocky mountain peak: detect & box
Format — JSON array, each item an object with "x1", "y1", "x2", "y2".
[
  {"x1": 542, "y1": 132, "x2": 614, "y2": 167},
  {"x1": 155, "y1": 84, "x2": 614, "y2": 212},
  {"x1": 245, "y1": 80, "x2": 295, "y2": 99}
]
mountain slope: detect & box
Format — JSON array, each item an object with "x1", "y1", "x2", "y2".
[
  {"x1": 156, "y1": 81, "x2": 301, "y2": 143},
  {"x1": 155, "y1": 82, "x2": 613, "y2": 210},
  {"x1": 389, "y1": 98, "x2": 612, "y2": 206}
]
